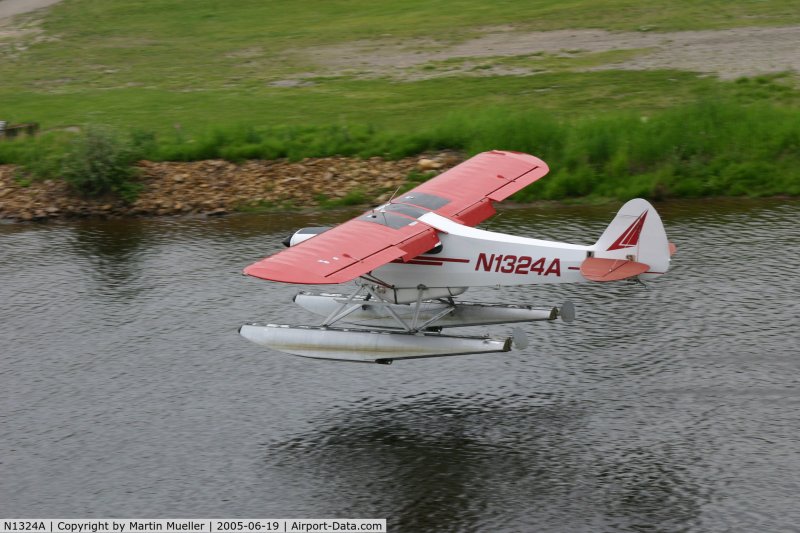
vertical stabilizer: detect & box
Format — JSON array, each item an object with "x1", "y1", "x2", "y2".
[{"x1": 591, "y1": 198, "x2": 671, "y2": 279}]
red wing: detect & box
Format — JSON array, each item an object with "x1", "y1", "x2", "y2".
[
  {"x1": 244, "y1": 151, "x2": 548, "y2": 284},
  {"x1": 244, "y1": 215, "x2": 439, "y2": 284},
  {"x1": 398, "y1": 150, "x2": 549, "y2": 226}
]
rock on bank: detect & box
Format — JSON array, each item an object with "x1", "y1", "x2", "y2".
[{"x1": 0, "y1": 153, "x2": 460, "y2": 222}]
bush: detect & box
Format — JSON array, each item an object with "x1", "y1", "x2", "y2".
[
  {"x1": 59, "y1": 126, "x2": 143, "y2": 202},
  {"x1": 2, "y1": 96, "x2": 799, "y2": 203}
]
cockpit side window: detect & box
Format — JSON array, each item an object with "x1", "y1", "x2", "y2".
[
  {"x1": 359, "y1": 211, "x2": 415, "y2": 229},
  {"x1": 397, "y1": 192, "x2": 450, "y2": 210},
  {"x1": 384, "y1": 203, "x2": 428, "y2": 219}
]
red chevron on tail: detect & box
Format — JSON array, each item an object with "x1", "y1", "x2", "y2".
[{"x1": 607, "y1": 210, "x2": 647, "y2": 251}]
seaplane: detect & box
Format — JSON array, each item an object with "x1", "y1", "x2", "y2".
[{"x1": 239, "y1": 150, "x2": 675, "y2": 364}]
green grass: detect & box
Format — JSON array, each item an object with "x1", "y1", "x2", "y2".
[
  {"x1": 4, "y1": 96, "x2": 798, "y2": 200},
  {"x1": 3, "y1": 70, "x2": 798, "y2": 140},
  {"x1": 2, "y1": 1, "x2": 800, "y2": 131},
  {"x1": 450, "y1": 101, "x2": 800, "y2": 200},
  {"x1": 315, "y1": 189, "x2": 371, "y2": 208},
  {"x1": 3, "y1": 0, "x2": 800, "y2": 130},
  {"x1": 1, "y1": 0, "x2": 800, "y2": 201},
  {"x1": 37, "y1": 0, "x2": 800, "y2": 48}
]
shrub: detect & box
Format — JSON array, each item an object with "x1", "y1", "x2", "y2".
[{"x1": 59, "y1": 126, "x2": 143, "y2": 202}]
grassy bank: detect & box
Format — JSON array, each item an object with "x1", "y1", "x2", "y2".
[
  {"x1": 3, "y1": 96, "x2": 798, "y2": 201},
  {"x1": 3, "y1": 0, "x2": 800, "y2": 133},
  {"x1": 1, "y1": 0, "x2": 799, "y2": 204},
  {"x1": 428, "y1": 100, "x2": 800, "y2": 200}
]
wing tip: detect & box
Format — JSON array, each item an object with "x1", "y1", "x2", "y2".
[
  {"x1": 244, "y1": 264, "x2": 332, "y2": 284},
  {"x1": 486, "y1": 149, "x2": 549, "y2": 170}
]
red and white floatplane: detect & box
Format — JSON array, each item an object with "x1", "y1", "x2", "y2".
[{"x1": 239, "y1": 150, "x2": 675, "y2": 364}]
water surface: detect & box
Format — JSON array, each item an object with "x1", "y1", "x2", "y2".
[{"x1": 1, "y1": 199, "x2": 798, "y2": 532}]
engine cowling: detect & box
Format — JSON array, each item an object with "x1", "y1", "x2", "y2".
[{"x1": 282, "y1": 226, "x2": 331, "y2": 247}]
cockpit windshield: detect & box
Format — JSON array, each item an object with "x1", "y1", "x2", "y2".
[{"x1": 359, "y1": 192, "x2": 450, "y2": 229}]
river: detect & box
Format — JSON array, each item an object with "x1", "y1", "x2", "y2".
[{"x1": 1, "y1": 198, "x2": 798, "y2": 532}]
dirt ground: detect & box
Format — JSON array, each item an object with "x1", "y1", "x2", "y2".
[
  {"x1": 0, "y1": 0, "x2": 63, "y2": 48},
  {"x1": 2, "y1": 0, "x2": 798, "y2": 80},
  {"x1": 300, "y1": 25, "x2": 800, "y2": 80},
  {"x1": 0, "y1": 0, "x2": 61, "y2": 20}
]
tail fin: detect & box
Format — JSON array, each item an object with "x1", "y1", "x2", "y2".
[{"x1": 582, "y1": 199, "x2": 673, "y2": 282}]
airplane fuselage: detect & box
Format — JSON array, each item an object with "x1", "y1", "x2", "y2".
[{"x1": 371, "y1": 212, "x2": 592, "y2": 290}]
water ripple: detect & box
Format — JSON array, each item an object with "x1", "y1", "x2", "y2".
[{"x1": 1, "y1": 199, "x2": 799, "y2": 531}]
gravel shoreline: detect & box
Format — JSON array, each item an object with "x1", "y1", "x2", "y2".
[{"x1": 0, "y1": 153, "x2": 460, "y2": 222}]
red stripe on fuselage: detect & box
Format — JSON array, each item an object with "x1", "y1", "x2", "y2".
[
  {"x1": 407, "y1": 260, "x2": 444, "y2": 266},
  {"x1": 416, "y1": 256, "x2": 470, "y2": 263}
]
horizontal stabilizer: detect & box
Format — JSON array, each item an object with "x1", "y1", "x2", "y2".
[
  {"x1": 580, "y1": 257, "x2": 649, "y2": 282},
  {"x1": 592, "y1": 198, "x2": 671, "y2": 279}
]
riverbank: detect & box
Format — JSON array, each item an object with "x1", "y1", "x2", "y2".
[
  {"x1": 0, "y1": 152, "x2": 460, "y2": 221},
  {"x1": 4, "y1": 0, "x2": 800, "y2": 139},
  {"x1": 2, "y1": 2, "x2": 799, "y2": 222}
]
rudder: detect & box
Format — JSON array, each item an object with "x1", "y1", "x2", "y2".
[{"x1": 590, "y1": 198, "x2": 672, "y2": 280}]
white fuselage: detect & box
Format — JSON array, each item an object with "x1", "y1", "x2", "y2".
[{"x1": 371, "y1": 212, "x2": 594, "y2": 290}]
